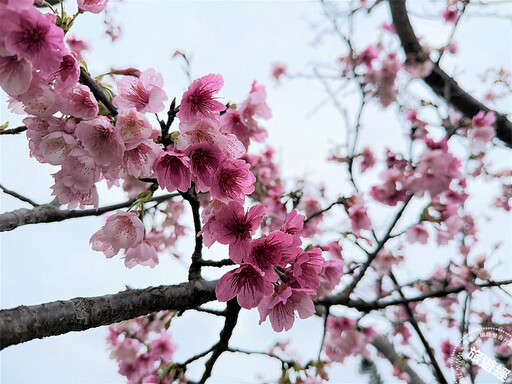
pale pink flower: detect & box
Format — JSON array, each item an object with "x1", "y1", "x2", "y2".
[
  {"x1": 177, "y1": 118, "x2": 245, "y2": 159},
  {"x1": 239, "y1": 81, "x2": 272, "y2": 131},
  {"x1": 360, "y1": 147, "x2": 376, "y2": 172},
  {"x1": 113, "y1": 68, "x2": 167, "y2": 113},
  {"x1": 123, "y1": 140, "x2": 162, "y2": 179},
  {"x1": 59, "y1": 84, "x2": 99, "y2": 120},
  {"x1": 381, "y1": 22, "x2": 395, "y2": 33},
  {"x1": 19, "y1": 79, "x2": 58, "y2": 117},
  {"x1": 258, "y1": 285, "x2": 315, "y2": 332},
  {"x1": 0, "y1": 52, "x2": 32, "y2": 95},
  {"x1": 66, "y1": 35, "x2": 90, "y2": 61},
  {"x1": 406, "y1": 224, "x2": 429, "y2": 244},
  {"x1": 349, "y1": 204, "x2": 372, "y2": 235},
  {"x1": 90, "y1": 211, "x2": 145, "y2": 257},
  {"x1": 124, "y1": 239, "x2": 159, "y2": 268},
  {"x1": 153, "y1": 150, "x2": 192, "y2": 192},
  {"x1": 77, "y1": 0, "x2": 109, "y2": 13},
  {"x1": 271, "y1": 62, "x2": 287, "y2": 82},
  {"x1": 317, "y1": 258, "x2": 344, "y2": 297},
  {"x1": 210, "y1": 159, "x2": 256, "y2": 204},
  {"x1": 3, "y1": 8, "x2": 65, "y2": 76},
  {"x1": 184, "y1": 143, "x2": 226, "y2": 192},
  {"x1": 38, "y1": 131, "x2": 78, "y2": 166},
  {"x1": 216, "y1": 264, "x2": 274, "y2": 309},
  {"x1": 374, "y1": 249, "x2": 400, "y2": 274},
  {"x1": 177, "y1": 73, "x2": 225, "y2": 122},
  {"x1": 49, "y1": 53, "x2": 80, "y2": 92},
  {"x1": 149, "y1": 331, "x2": 176, "y2": 362},
  {"x1": 63, "y1": 148, "x2": 100, "y2": 190},
  {"x1": 75, "y1": 117, "x2": 125, "y2": 167},
  {"x1": 470, "y1": 111, "x2": 495, "y2": 152},
  {"x1": 51, "y1": 169, "x2": 99, "y2": 210},
  {"x1": 115, "y1": 108, "x2": 154, "y2": 144}
]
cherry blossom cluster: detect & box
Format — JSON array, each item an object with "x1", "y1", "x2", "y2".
[{"x1": 107, "y1": 311, "x2": 178, "y2": 384}]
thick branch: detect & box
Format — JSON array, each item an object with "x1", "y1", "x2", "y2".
[
  {"x1": 0, "y1": 126, "x2": 27, "y2": 135},
  {"x1": 0, "y1": 279, "x2": 217, "y2": 350},
  {"x1": 79, "y1": 67, "x2": 118, "y2": 117},
  {"x1": 388, "y1": 0, "x2": 512, "y2": 147},
  {"x1": 371, "y1": 335, "x2": 427, "y2": 384},
  {"x1": 0, "y1": 193, "x2": 177, "y2": 232}
]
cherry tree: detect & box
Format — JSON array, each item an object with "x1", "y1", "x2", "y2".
[{"x1": 0, "y1": 0, "x2": 511, "y2": 383}]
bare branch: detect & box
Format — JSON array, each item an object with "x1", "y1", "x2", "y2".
[
  {"x1": 0, "y1": 126, "x2": 27, "y2": 135},
  {"x1": 0, "y1": 184, "x2": 39, "y2": 207},
  {"x1": 388, "y1": 0, "x2": 512, "y2": 147},
  {"x1": 0, "y1": 193, "x2": 178, "y2": 232},
  {"x1": 0, "y1": 279, "x2": 217, "y2": 350}
]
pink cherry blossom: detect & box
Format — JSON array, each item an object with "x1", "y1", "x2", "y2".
[
  {"x1": 124, "y1": 239, "x2": 159, "y2": 268},
  {"x1": 470, "y1": 111, "x2": 495, "y2": 152},
  {"x1": 215, "y1": 263, "x2": 274, "y2": 309},
  {"x1": 77, "y1": 0, "x2": 109, "y2": 14},
  {"x1": 90, "y1": 211, "x2": 145, "y2": 257},
  {"x1": 49, "y1": 53, "x2": 80, "y2": 92},
  {"x1": 18, "y1": 78, "x2": 58, "y2": 117},
  {"x1": 149, "y1": 331, "x2": 176, "y2": 362},
  {"x1": 75, "y1": 117, "x2": 125, "y2": 167},
  {"x1": 357, "y1": 45, "x2": 379, "y2": 69},
  {"x1": 360, "y1": 147, "x2": 376, "y2": 172},
  {"x1": 63, "y1": 148, "x2": 100, "y2": 190},
  {"x1": 271, "y1": 62, "x2": 287, "y2": 82},
  {"x1": 406, "y1": 224, "x2": 429, "y2": 244},
  {"x1": 123, "y1": 140, "x2": 161, "y2": 179},
  {"x1": 258, "y1": 285, "x2": 315, "y2": 332},
  {"x1": 348, "y1": 203, "x2": 372, "y2": 235},
  {"x1": 115, "y1": 108, "x2": 154, "y2": 144},
  {"x1": 113, "y1": 68, "x2": 167, "y2": 113},
  {"x1": 51, "y1": 169, "x2": 99, "y2": 210},
  {"x1": 239, "y1": 81, "x2": 271, "y2": 132},
  {"x1": 177, "y1": 73, "x2": 225, "y2": 122},
  {"x1": 281, "y1": 209, "x2": 305, "y2": 246},
  {"x1": 317, "y1": 258, "x2": 344, "y2": 297},
  {"x1": 370, "y1": 169, "x2": 409, "y2": 206},
  {"x1": 66, "y1": 35, "x2": 90, "y2": 61},
  {"x1": 3, "y1": 8, "x2": 65, "y2": 76},
  {"x1": 59, "y1": 84, "x2": 99, "y2": 120},
  {"x1": 153, "y1": 150, "x2": 192, "y2": 192},
  {"x1": 210, "y1": 159, "x2": 255, "y2": 204},
  {"x1": 0, "y1": 52, "x2": 32, "y2": 95},
  {"x1": 184, "y1": 143, "x2": 226, "y2": 192},
  {"x1": 38, "y1": 131, "x2": 78, "y2": 165},
  {"x1": 177, "y1": 118, "x2": 245, "y2": 159},
  {"x1": 442, "y1": 7, "x2": 459, "y2": 24},
  {"x1": 245, "y1": 231, "x2": 297, "y2": 281},
  {"x1": 291, "y1": 248, "x2": 324, "y2": 290},
  {"x1": 207, "y1": 202, "x2": 266, "y2": 263}
]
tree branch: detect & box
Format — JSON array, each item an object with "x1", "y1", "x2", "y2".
[
  {"x1": 199, "y1": 299, "x2": 241, "y2": 384},
  {"x1": 0, "y1": 126, "x2": 27, "y2": 135},
  {"x1": 0, "y1": 193, "x2": 178, "y2": 232},
  {"x1": 79, "y1": 67, "x2": 118, "y2": 117},
  {"x1": 0, "y1": 279, "x2": 217, "y2": 350},
  {"x1": 388, "y1": 0, "x2": 512, "y2": 147},
  {"x1": 371, "y1": 335, "x2": 427, "y2": 384},
  {"x1": 0, "y1": 183, "x2": 39, "y2": 207}
]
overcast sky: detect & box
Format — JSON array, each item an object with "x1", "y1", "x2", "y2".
[{"x1": 1, "y1": 1, "x2": 511, "y2": 383}]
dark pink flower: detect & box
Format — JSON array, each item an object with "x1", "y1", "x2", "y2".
[
  {"x1": 349, "y1": 203, "x2": 372, "y2": 235},
  {"x1": 281, "y1": 209, "x2": 305, "y2": 246},
  {"x1": 153, "y1": 150, "x2": 192, "y2": 192},
  {"x1": 216, "y1": 263, "x2": 274, "y2": 309},
  {"x1": 246, "y1": 231, "x2": 297, "y2": 281},
  {"x1": 149, "y1": 331, "x2": 176, "y2": 362},
  {"x1": 184, "y1": 142, "x2": 226, "y2": 192},
  {"x1": 177, "y1": 73, "x2": 225, "y2": 122},
  {"x1": 258, "y1": 285, "x2": 315, "y2": 332},
  {"x1": 207, "y1": 202, "x2": 265, "y2": 263},
  {"x1": 211, "y1": 159, "x2": 255, "y2": 204},
  {"x1": 49, "y1": 53, "x2": 80, "y2": 92},
  {"x1": 291, "y1": 248, "x2": 324, "y2": 290},
  {"x1": 271, "y1": 62, "x2": 287, "y2": 82},
  {"x1": 113, "y1": 68, "x2": 167, "y2": 113},
  {"x1": 406, "y1": 224, "x2": 429, "y2": 244},
  {"x1": 357, "y1": 45, "x2": 379, "y2": 69},
  {"x1": 360, "y1": 147, "x2": 376, "y2": 172},
  {"x1": 4, "y1": 9, "x2": 65, "y2": 76},
  {"x1": 442, "y1": 7, "x2": 459, "y2": 24}
]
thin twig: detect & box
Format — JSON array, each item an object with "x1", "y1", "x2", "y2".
[
  {"x1": 0, "y1": 126, "x2": 27, "y2": 135},
  {"x1": 0, "y1": 184, "x2": 39, "y2": 206}
]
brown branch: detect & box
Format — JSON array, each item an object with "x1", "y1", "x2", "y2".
[
  {"x1": 199, "y1": 299, "x2": 241, "y2": 384},
  {"x1": 389, "y1": 272, "x2": 448, "y2": 384},
  {"x1": 0, "y1": 193, "x2": 178, "y2": 232},
  {"x1": 0, "y1": 279, "x2": 217, "y2": 350},
  {"x1": 0, "y1": 126, "x2": 27, "y2": 135},
  {"x1": 371, "y1": 335, "x2": 427, "y2": 384},
  {"x1": 79, "y1": 67, "x2": 118, "y2": 117},
  {"x1": 0, "y1": 183, "x2": 39, "y2": 207},
  {"x1": 388, "y1": 0, "x2": 512, "y2": 147},
  {"x1": 180, "y1": 188, "x2": 204, "y2": 281}
]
